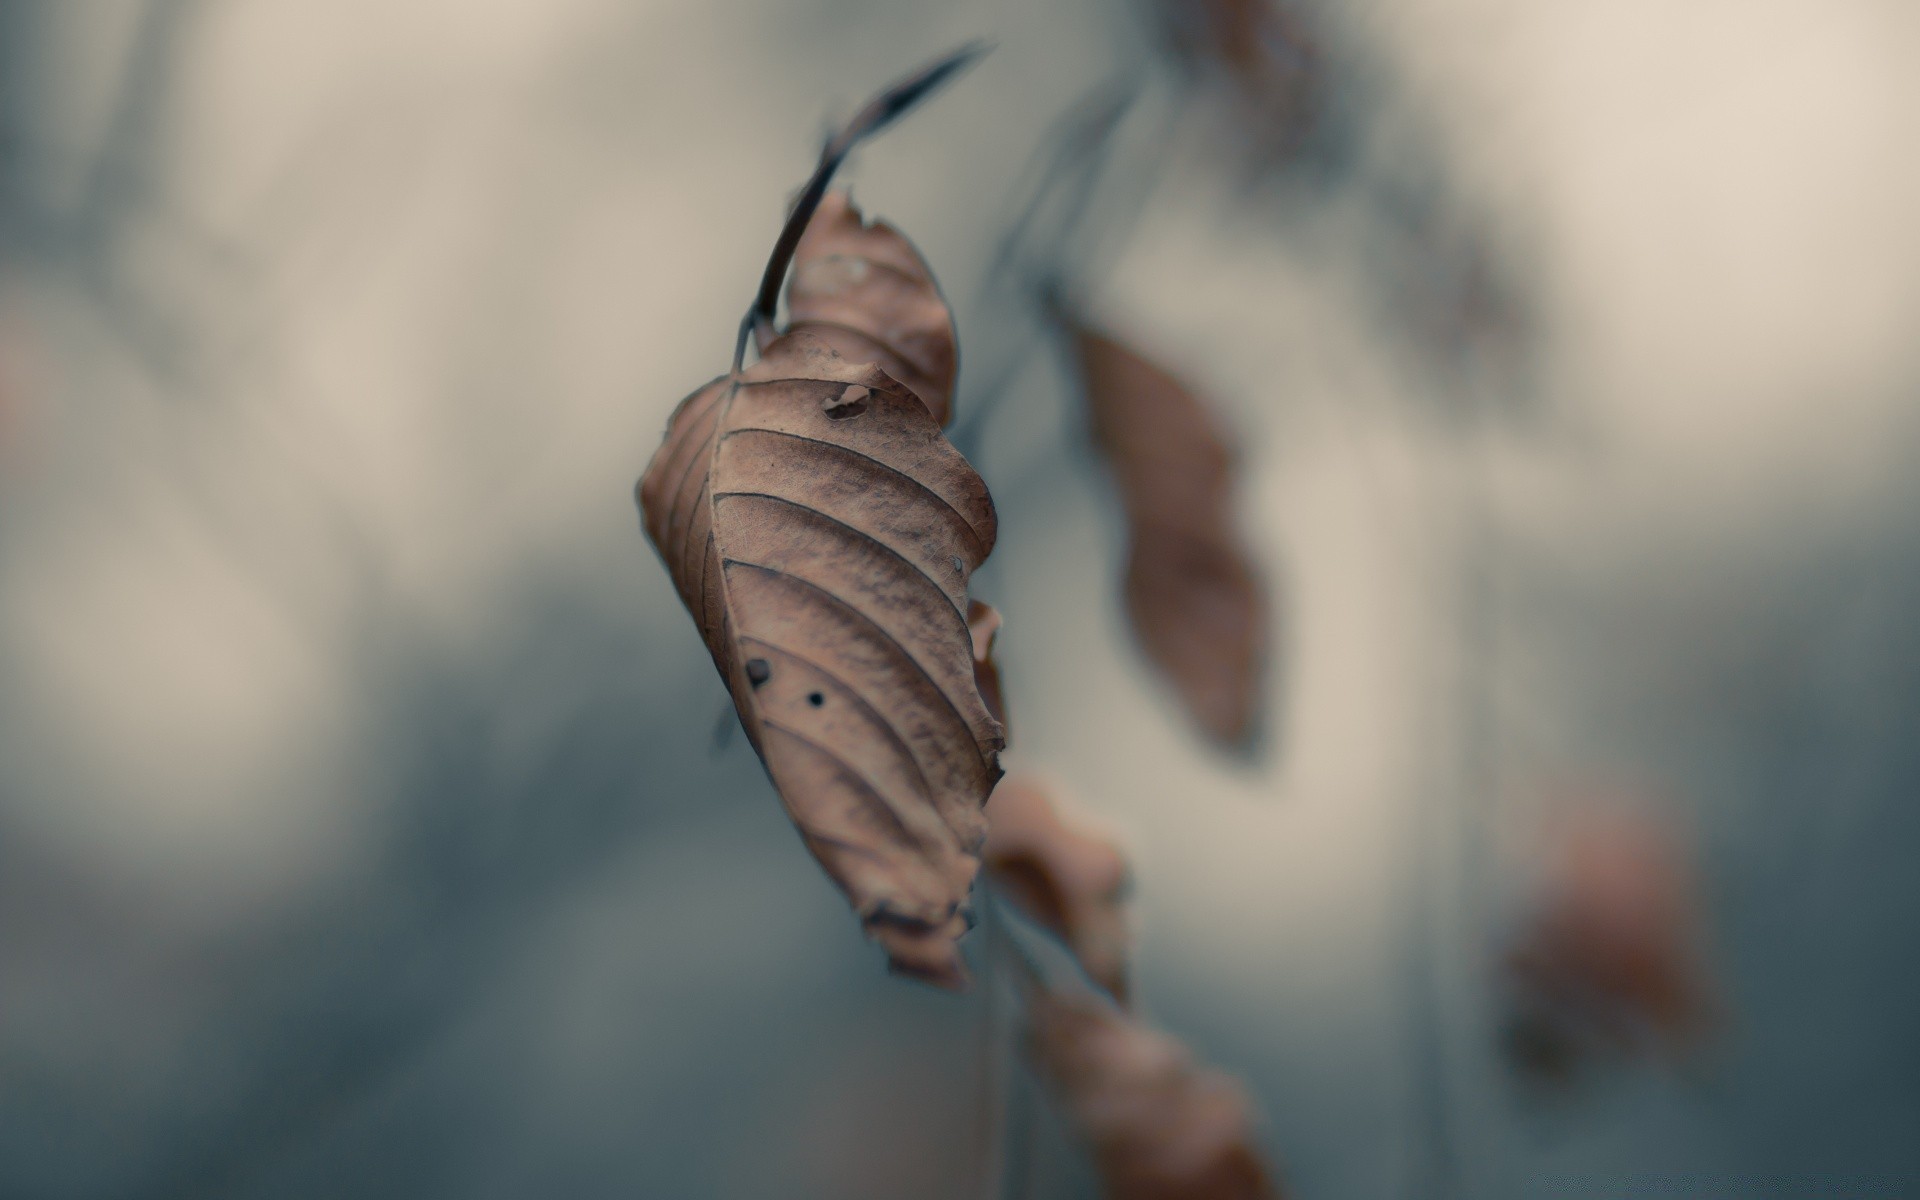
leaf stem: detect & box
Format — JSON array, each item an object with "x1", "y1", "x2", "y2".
[{"x1": 733, "y1": 40, "x2": 990, "y2": 374}]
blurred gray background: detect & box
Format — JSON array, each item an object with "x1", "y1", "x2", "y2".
[{"x1": 2, "y1": 1, "x2": 1918, "y2": 1196}]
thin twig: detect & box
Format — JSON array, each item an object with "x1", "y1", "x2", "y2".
[
  {"x1": 945, "y1": 80, "x2": 1137, "y2": 456},
  {"x1": 982, "y1": 80, "x2": 1138, "y2": 289},
  {"x1": 974, "y1": 879, "x2": 1010, "y2": 1200},
  {"x1": 983, "y1": 885, "x2": 1041, "y2": 1200},
  {"x1": 948, "y1": 80, "x2": 1178, "y2": 460}
]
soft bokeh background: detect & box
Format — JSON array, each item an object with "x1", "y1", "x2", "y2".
[{"x1": 3, "y1": 1, "x2": 1918, "y2": 1196}]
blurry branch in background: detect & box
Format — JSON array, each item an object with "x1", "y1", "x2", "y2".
[
  {"x1": 52, "y1": 0, "x2": 239, "y2": 385},
  {"x1": 946, "y1": 78, "x2": 1141, "y2": 458},
  {"x1": 2, "y1": 0, "x2": 393, "y2": 645}
]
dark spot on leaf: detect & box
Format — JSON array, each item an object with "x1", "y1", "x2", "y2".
[
  {"x1": 808, "y1": 691, "x2": 826, "y2": 707},
  {"x1": 746, "y1": 658, "x2": 771, "y2": 687}
]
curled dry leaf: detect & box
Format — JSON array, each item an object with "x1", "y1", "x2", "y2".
[
  {"x1": 638, "y1": 203, "x2": 1003, "y2": 987},
  {"x1": 1502, "y1": 807, "x2": 1719, "y2": 1083},
  {"x1": 983, "y1": 773, "x2": 1133, "y2": 1005},
  {"x1": 635, "y1": 51, "x2": 1003, "y2": 989},
  {"x1": 784, "y1": 192, "x2": 960, "y2": 428},
  {"x1": 1064, "y1": 316, "x2": 1268, "y2": 752},
  {"x1": 1026, "y1": 993, "x2": 1283, "y2": 1200}
]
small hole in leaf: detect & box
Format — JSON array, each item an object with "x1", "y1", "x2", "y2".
[
  {"x1": 822, "y1": 384, "x2": 870, "y2": 421},
  {"x1": 745, "y1": 658, "x2": 771, "y2": 687},
  {"x1": 808, "y1": 691, "x2": 825, "y2": 707}
]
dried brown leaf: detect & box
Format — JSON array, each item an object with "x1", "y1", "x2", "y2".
[
  {"x1": 1065, "y1": 319, "x2": 1268, "y2": 751},
  {"x1": 984, "y1": 773, "x2": 1132, "y2": 1005},
  {"x1": 635, "y1": 51, "x2": 1001, "y2": 988},
  {"x1": 638, "y1": 211, "x2": 1003, "y2": 984},
  {"x1": 1026, "y1": 993, "x2": 1283, "y2": 1200},
  {"x1": 785, "y1": 192, "x2": 959, "y2": 427}
]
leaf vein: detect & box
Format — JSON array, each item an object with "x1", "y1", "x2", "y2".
[
  {"x1": 760, "y1": 718, "x2": 944, "y2": 862},
  {"x1": 718, "y1": 426, "x2": 988, "y2": 555},
  {"x1": 740, "y1": 636, "x2": 941, "y2": 827},
  {"x1": 713, "y1": 490, "x2": 966, "y2": 624},
  {"x1": 721, "y1": 559, "x2": 989, "y2": 773}
]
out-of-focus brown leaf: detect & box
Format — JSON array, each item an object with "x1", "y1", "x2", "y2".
[
  {"x1": 1501, "y1": 808, "x2": 1719, "y2": 1083},
  {"x1": 968, "y1": 599, "x2": 1007, "y2": 730},
  {"x1": 982, "y1": 771, "x2": 1281, "y2": 1196},
  {"x1": 984, "y1": 773, "x2": 1132, "y2": 1005},
  {"x1": 1064, "y1": 317, "x2": 1268, "y2": 752},
  {"x1": 635, "y1": 51, "x2": 1003, "y2": 989},
  {"x1": 1026, "y1": 992, "x2": 1283, "y2": 1200}
]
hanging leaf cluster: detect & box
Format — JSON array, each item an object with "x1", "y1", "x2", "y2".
[{"x1": 633, "y1": 41, "x2": 1287, "y2": 1195}]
